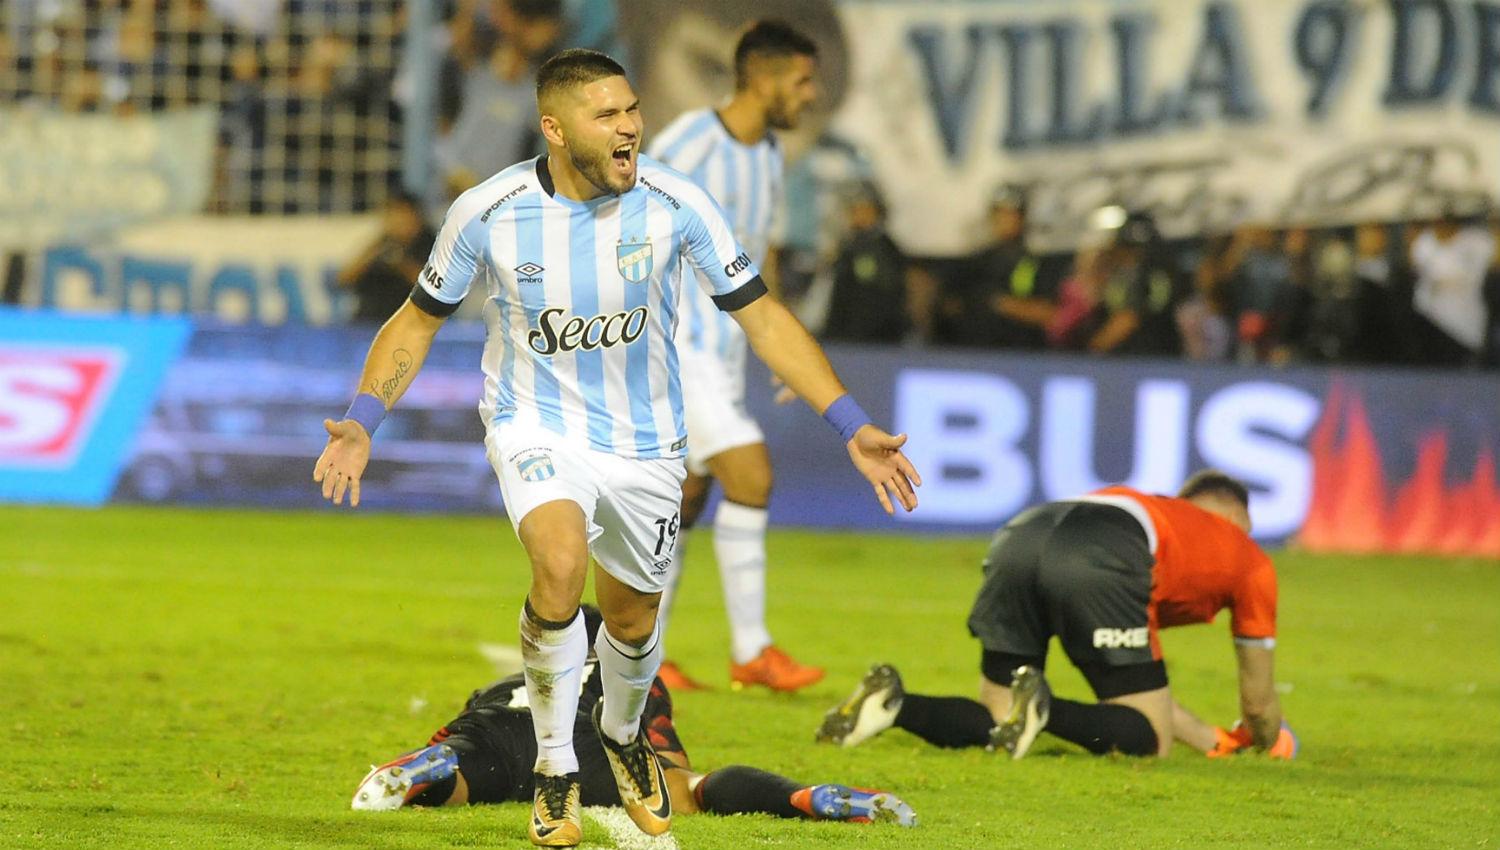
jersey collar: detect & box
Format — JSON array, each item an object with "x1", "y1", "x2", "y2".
[{"x1": 535, "y1": 156, "x2": 622, "y2": 211}]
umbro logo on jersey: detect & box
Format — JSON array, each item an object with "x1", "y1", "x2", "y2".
[
  {"x1": 529, "y1": 307, "x2": 648, "y2": 356},
  {"x1": 1093, "y1": 627, "x2": 1149, "y2": 649},
  {"x1": 515, "y1": 262, "x2": 545, "y2": 284}
]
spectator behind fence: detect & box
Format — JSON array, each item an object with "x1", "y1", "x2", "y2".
[
  {"x1": 821, "y1": 185, "x2": 913, "y2": 345},
  {"x1": 1407, "y1": 207, "x2": 1495, "y2": 367},
  {"x1": 1220, "y1": 225, "x2": 1292, "y2": 363},
  {"x1": 940, "y1": 186, "x2": 1063, "y2": 350},
  {"x1": 1045, "y1": 244, "x2": 1111, "y2": 352},
  {"x1": 1176, "y1": 240, "x2": 1233, "y2": 361},
  {"x1": 1096, "y1": 211, "x2": 1186, "y2": 357},
  {"x1": 1308, "y1": 231, "x2": 1363, "y2": 362},
  {"x1": 337, "y1": 191, "x2": 437, "y2": 324},
  {"x1": 434, "y1": 0, "x2": 563, "y2": 205},
  {"x1": 1272, "y1": 228, "x2": 1364, "y2": 364},
  {"x1": 1350, "y1": 222, "x2": 1415, "y2": 364}
]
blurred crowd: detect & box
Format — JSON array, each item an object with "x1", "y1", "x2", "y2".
[
  {"x1": 811, "y1": 186, "x2": 1500, "y2": 369},
  {"x1": 4, "y1": 0, "x2": 1498, "y2": 369},
  {"x1": 2, "y1": 0, "x2": 406, "y2": 212}
]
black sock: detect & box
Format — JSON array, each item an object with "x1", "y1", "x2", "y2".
[
  {"x1": 696, "y1": 765, "x2": 803, "y2": 819},
  {"x1": 452, "y1": 748, "x2": 517, "y2": 804},
  {"x1": 893, "y1": 693, "x2": 993, "y2": 748},
  {"x1": 1045, "y1": 698, "x2": 1158, "y2": 756},
  {"x1": 407, "y1": 774, "x2": 458, "y2": 807}
]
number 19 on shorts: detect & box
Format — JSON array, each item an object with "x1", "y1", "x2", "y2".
[{"x1": 653, "y1": 513, "x2": 680, "y2": 557}]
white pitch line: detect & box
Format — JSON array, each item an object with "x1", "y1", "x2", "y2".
[
  {"x1": 477, "y1": 642, "x2": 523, "y2": 675},
  {"x1": 584, "y1": 806, "x2": 679, "y2": 850}
]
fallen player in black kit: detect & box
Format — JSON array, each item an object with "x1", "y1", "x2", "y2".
[{"x1": 352, "y1": 607, "x2": 916, "y2": 828}]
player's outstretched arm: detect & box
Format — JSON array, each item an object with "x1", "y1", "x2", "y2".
[
  {"x1": 313, "y1": 300, "x2": 446, "y2": 507},
  {"x1": 730, "y1": 296, "x2": 921, "y2": 515}
]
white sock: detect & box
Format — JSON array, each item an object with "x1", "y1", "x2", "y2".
[
  {"x1": 656, "y1": 532, "x2": 689, "y2": 647},
  {"x1": 520, "y1": 604, "x2": 587, "y2": 776},
  {"x1": 713, "y1": 501, "x2": 773, "y2": 665},
  {"x1": 594, "y1": 620, "x2": 662, "y2": 745}
]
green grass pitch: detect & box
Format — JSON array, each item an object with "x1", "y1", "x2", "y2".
[{"x1": 3, "y1": 504, "x2": 1498, "y2": 849}]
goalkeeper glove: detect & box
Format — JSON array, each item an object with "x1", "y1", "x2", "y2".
[
  {"x1": 1207, "y1": 720, "x2": 1297, "y2": 759},
  {"x1": 1207, "y1": 724, "x2": 1253, "y2": 758},
  {"x1": 1268, "y1": 721, "x2": 1299, "y2": 759}
]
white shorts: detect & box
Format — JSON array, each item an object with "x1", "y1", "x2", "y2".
[
  {"x1": 485, "y1": 423, "x2": 687, "y2": 594},
  {"x1": 679, "y1": 348, "x2": 764, "y2": 477}
]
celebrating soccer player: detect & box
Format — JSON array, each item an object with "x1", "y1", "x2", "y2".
[
  {"x1": 818, "y1": 471, "x2": 1297, "y2": 761},
  {"x1": 313, "y1": 49, "x2": 920, "y2": 848},
  {"x1": 645, "y1": 20, "x2": 824, "y2": 694}
]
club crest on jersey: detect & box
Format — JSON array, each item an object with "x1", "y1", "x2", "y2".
[
  {"x1": 513, "y1": 449, "x2": 556, "y2": 482},
  {"x1": 616, "y1": 238, "x2": 653, "y2": 283}
]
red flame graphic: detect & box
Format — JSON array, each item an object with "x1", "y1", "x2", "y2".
[{"x1": 1298, "y1": 382, "x2": 1500, "y2": 558}]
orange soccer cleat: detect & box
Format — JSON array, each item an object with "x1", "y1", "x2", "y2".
[
  {"x1": 657, "y1": 659, "x2": 710, "y2": 692},
  {"x1": 730, "y1": 646, "x2": 825, "y2": 692},
  {"x1": 1268, "y1": 721, "x2": 1299, "y2": 759}
]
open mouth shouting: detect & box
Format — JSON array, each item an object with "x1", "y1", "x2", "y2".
[{"x1": 611, "y1": 142, "x2": 636, "y2": 177}]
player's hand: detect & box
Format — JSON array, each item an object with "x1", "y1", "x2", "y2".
[
  {"x1": 846, "y1": 425, "x2": 921, "y2": 515},
  {"x1": 1267, "y1": 721, "x2": 1299, "y2": 759},
  {"x1": 313, "y1": 418, "x2": 372, "y2": 507},
  {"x1": 1209, "y1": 720, "x2": 1296, "y2": 759}
]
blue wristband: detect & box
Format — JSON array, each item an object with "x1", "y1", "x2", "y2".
[
  {"x1": 822, "y1": 394, "x2": 872, "y2": 444},
  {"x1": 345, "y1": 392, "x2": 386, "y2": 437}
]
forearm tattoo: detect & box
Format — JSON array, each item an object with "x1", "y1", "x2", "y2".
[{"x1": 367, "y1": 348, "x2": 414, "y2": 404}]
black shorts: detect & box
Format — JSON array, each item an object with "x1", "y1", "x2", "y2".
[
  {"x1": 967, "y1": 501, "x2": 1166, "y2": 700},
  {"x1": 433, "y1": 675, "x2": 685, "y2": 806}
]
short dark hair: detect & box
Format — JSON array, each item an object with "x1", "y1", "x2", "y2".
[
  {"x1": 616, "y1": 1, "x2": 850, "y2": 115},
  {"x1": 536, "y1": 48, "x2": 627, "y2": 110},
  {"x1": 1177, "y1": 470, "x2": 1250, "y2": 508},
  {"x1": 734, "y1": 19, "x2": 818, "y2": 89}
]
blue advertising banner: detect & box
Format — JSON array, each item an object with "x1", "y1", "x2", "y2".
[
  {"x1": 753, "y1": 348, "x2": 1499, "y2": 551},
  {"x1": 5, "y1": 312, "x2": 1495, "y2": 554},
  {"x1": 0, "y1": 309, "x2": 191, "y2": 504},
  {"x1": 114, "y1": 321, "x2": 494, "y2": 513}
]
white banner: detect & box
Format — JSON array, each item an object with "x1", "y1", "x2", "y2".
[
  {"x1": 834, "y1": 0, "x2": 1500, "y2": 254},
  {"x1": 34, "y1": 216, "x2": 383, "y2": 326},
  {"x1": 0, "y1": 107, "x2": 217, "y2": 252}
]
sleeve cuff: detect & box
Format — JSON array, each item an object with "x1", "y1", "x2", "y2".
[
  {"x1": 410, "y1": 286, "x2": 462, "y2": 318},
  {"x1": 1233, "y1": 636, "x2": 1276, "y2": 649},
  {"x1": 711, "y1": 275, "x2": 768, "y2": 312}
]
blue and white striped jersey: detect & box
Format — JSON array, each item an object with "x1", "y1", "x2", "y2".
[
  {"x1": 646, "y1": 108, "x2": 783, "y2": 365},
  {"x1": 414, "y1": 155, "x2": 764, "y2": 459}
]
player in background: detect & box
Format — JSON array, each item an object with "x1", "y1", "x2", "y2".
[
  {"x1": 313, "y1": 49, "x2": 920, "y2": 848},
  {"x1": 817, "y1": 471, "x2": 1297, "y2": 761},
  {"x1": 351, "y1": 607, "x2": 917, "y2": 827},
  {"x1": 645, "y1": 20, "x2": 824, "y2": 694}
]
